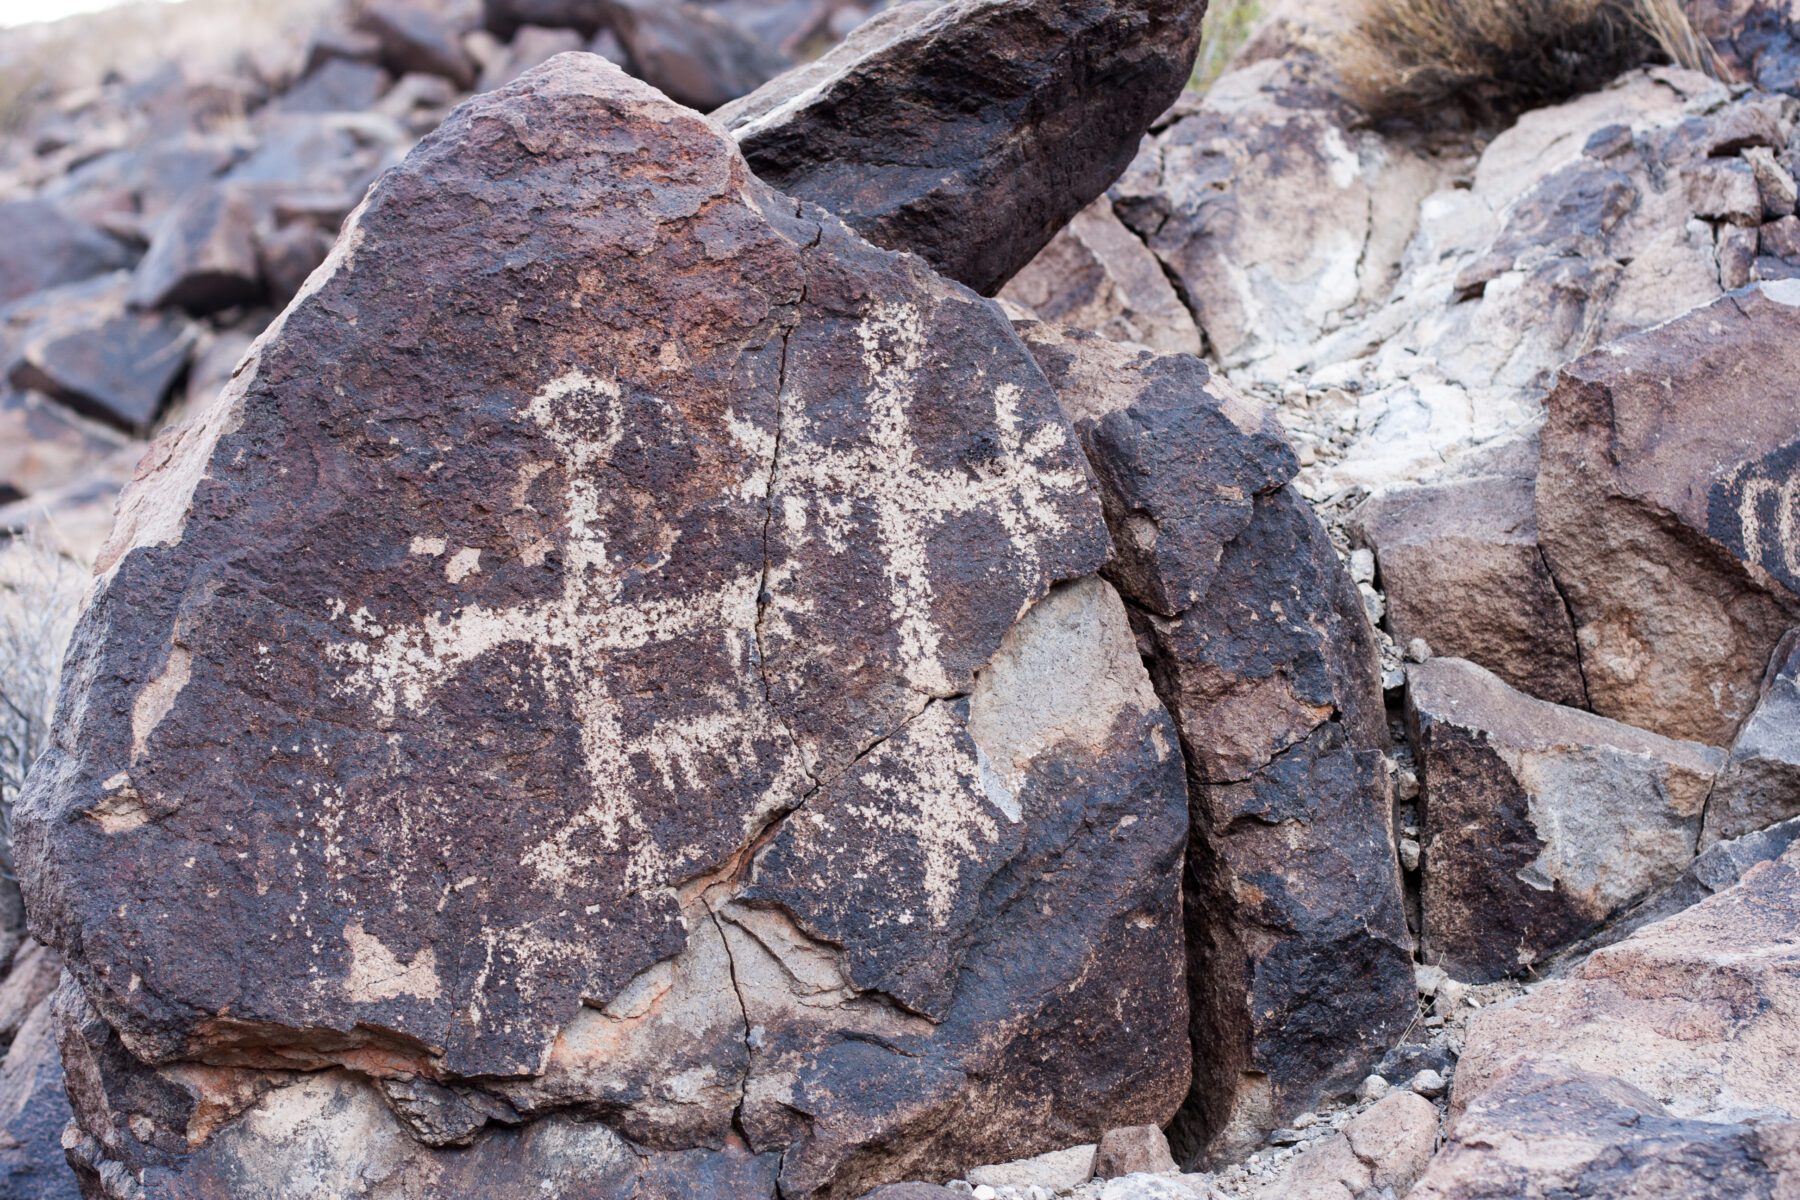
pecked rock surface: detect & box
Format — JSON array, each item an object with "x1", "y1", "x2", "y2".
[
  {"x1": 1407, "y1": 657, "x2": 1724, "y2": 983},
  {"x1": 1538, "y1": 281, "x2": 1800, "y2": 745},
  {"x1": 1017, "y1": 325, "x2": 1412, "y2": 1165},
  {"x1": 17, "y1": 55, "x2": 1191, "y2": 1198},
  {"x1": 717, "y1": 0, "x2": 1209, "y2": 296}
]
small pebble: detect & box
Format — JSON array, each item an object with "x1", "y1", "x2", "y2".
[
  {"x1": 1293, "y1": 1111, "x2": 1319, "y2": 1130},
  {"x1": 973, "y1": 1186, "x2": 998, "y2": 1200},
  {"x1": 1395, "y1": 768, "x2": 1420, "y2": 801},
  {"x1": 1350, "y1": 548, "x2": 1377, "y2": 584},
  {"x1": 1357, "y1": 1074, "x2": 1390, "y2": 1101},
  {"x1": 1405, "y1": 637, "x2": 1432, "y2": 662},
  {"x1": 1410, "y1": 1068, "x2": 1447, "y2": 1098},
  {"x1": 1399, "y1": 837, "x2": 1421, "y2": 872},
  {"x1": 1267, "y1": 1128, "x2": 1304, "y2": 1146}
]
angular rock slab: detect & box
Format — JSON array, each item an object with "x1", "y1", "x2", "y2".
[
  {"x1": 1704, "y1": 627, "x2": 1800, "y2": 846},
  {"x1": 1416, "y1": 845, "x2": 1800, "y2": 1198},
  {"x1": 1018, "y1": 326, "x2": 1412, "y2": 1165},
  {"x1": 1351, "y1": 468, "x2": 1586, "y2": 708},
  {"x1": 717, "y1": 0, "x2": 1209, "y2": 296},
  {"x1": 19, "y1": 55, "x2": 1189, "y2": 1198},
  {"x1": 1538, "y1": 281, "x2": 1800, "y2": 745},
  {"x1": 1406, "y1": 657, "x2": 1724, "y2": 983}
]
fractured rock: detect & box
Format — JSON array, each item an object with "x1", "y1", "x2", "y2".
[
  {"x1": 1351, "y1": 466, "x2": 1586, "y2": 708},
  {"x1": 0, "y1": 200, "x2": 132, "y2": 308},
  {"x1": 127, "y1": 184, "x2": 264, "y2": 315},
  {"x1": 1406, "y1": 657, "x2": 1725, "y2": 982},
  {"x1": 1538, "y1": 281, "x2": 1800, "y2": 745},
  {"x1": 1000, "y1": 196, "x2": 1203, "y2": 357},
  {"x1": 1018, "y1": 325, "x2": 1411, "y2": 1163},
  {"x1": 1251, "y1": 1091, "x2": 1439, "y2": 1200},
  {"x1": 718, "y1": 0, "x2": 1209, "y2": 295},
  {"x1": 356, "y1": 0, "x2": 479, "y2": 89},
  {"x1": 0, "y1": 389, "x2": 129, "y2": 503},
  {"x1": 6, "y1": 275, "x2": 197, "y2": 433},
  {"x1": 1416, "y1": 844, "x2": 1800, "y2": 1197},
  {"x1": 18, "y1": 56, "x2": 1189, "y2": 1199},
  {"x1": 1093, "y1": 1125, "x2": 1177, "y2": 1179},
  {"x1": 1703, "y1": 628, "x2": 1800, "y2": 845},
  {"x1": 598, "y1": 0, "x2": 791, "y2": 110}
]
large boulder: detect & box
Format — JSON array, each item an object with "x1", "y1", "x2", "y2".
[
  {"x1": 1113, "y1": 64, "x2": 1799, "y2": 500},
  {"x1": 18, "y1": 56, "x2": 1190, "y2": 1199},
  {"x1": 717, "y1": 0, "x2": 1209, "y2": 296},
  {"x1": 1018, "y1": 325, "x2": 1412, "y2": 1164},
  {"x1": 1415, "y1": 844, "x2": 1800, "y2": 1197},
  {"x1": 1537, "y1": 281, "x2": 1800, "y2": 745},
  {"x1": 1406, "y1": 657, "x2": 1725, "y2": 983}
]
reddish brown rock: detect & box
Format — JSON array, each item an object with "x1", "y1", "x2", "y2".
[
  {"x1": 1018, "y1": 325, "x2": 1411, "y2": 1165},
  {"x1": 1251, "y1": 1091, "x2": 1440, "y2": 1200},
  {"x1": 18, "y1": 57, "x2": 1188, "y2": 1199},
  {"x1": 1407, "y1": 657, "x2": 1725, "y2": 983},
  {"x1": 1000, "y1": 196, "x2": 1203, "y2": 357},
  {"x1": 598, "y1": 0, "x2": 791, "y2": 110},
  {"x1": 718, "y1": 0, "x2": 1209, "y2": 295},
  {"x1": 1093, "y1": 1124, "x2": 1177, "y2": 1178},
  {"x1": 1537, "y1": 281, "x2": 1800, "y2": 745},
  {"x1": 1416, "y1": 845, "x2": 1800, "y2": 1198},
  {"x1": 1352, "y1": 469, "x2": 1587, "y2": 708},
  {"x1": 0, "y1": 200, "x2": 132, "y2": 308}
]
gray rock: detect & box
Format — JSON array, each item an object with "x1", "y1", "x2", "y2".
[
  {"x1": 128, "y1": 184, "x2": 264, "y2": 315},
  {"x1": 1407, "y1": 657, "x2": 1725, "y2": 982},
  {"x1": 1704, "y1": 629, "x2": 1800, "y2": 846},
  {"x1": 0, "y1": 200, "x2": 132, "y2": 309}
]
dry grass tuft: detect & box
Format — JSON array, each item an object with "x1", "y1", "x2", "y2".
[
  {"x1": 1338, "y1": 0, "x2": 1724, "y2": 120},
  {"x1": 1192, "y1": 0, "x2": 1266, "y2": 92}
]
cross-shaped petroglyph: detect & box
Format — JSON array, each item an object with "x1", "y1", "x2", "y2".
[
  {"x1": 766, "y1": 300, "x2": 1091, "y2": 697},
  {"x1": 328, "y1": 303, "x2": 1089, "y2": 918},
  {"x1": 328, "y1": 369, "x2": 799, "y2": 895}
]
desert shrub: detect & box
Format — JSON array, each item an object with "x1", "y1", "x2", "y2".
[
  {"x1": 1338, "y1": 0, "x2": 1721, "y2": 119},
  {"x1": 1192, "y1": 0, "x2": 1265, "y2": 92},
  {"x1": 0, "y1": 534, "x2": 86, "y2": 880}
]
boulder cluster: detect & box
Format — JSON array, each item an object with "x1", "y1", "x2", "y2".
[{"x1": 0, "y1": 0, "x2": 1795, "y2": 1198}]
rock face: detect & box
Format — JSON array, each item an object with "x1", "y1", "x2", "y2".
[
  {"x1": 1017, "y1": 326, "x2": 1411, "y2": 1164},
  {"x1": 1406, "y1": 657, "x2": 1725, "y2": 983},
  {"x1": 999, "y1": 196, "x2": 1203, "y2": 357},
  {"x1": 717, "y1": 0, "x2": 1209, "y2": 295},
  {"x1": 1350, "y1": 467, "x2": 1586, "y2": 708},
  {"x1": 1114, "y1": 65, "x2": 1800, "y2": 501},
  {"x1": 1703, "y1": 628, "x2": 1800, "y2": 845},
  {"x1": 17, "y1": 56, "x2": 1191, "y2": 1199},
  {"x1": 0, "y1": 989, "x2": 78, "y2": 1200},
  {"x1": 1252, "y1": 1091, "x2": 1439, "y2": 1200},
  {"x1": 1415, "y1": 845, "x2": 1800, "y2": 1197},
  {"x1": 1538, "y1": 282, "x2": 1800, "y2": 746},
  {"x1": 0, "y1": 200, "x2": 132, "y2": 308}
]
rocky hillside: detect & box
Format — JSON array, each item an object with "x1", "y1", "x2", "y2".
[{"x1": 0, "y1": 0, "x2": 1796, "y2": 1198}]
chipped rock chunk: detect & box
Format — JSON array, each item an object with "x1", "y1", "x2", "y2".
[
  {"x1": 719, "y1": 0, "x2": 1208, "y2": 295},
  {"x1": 1407, "y1": 657, "x2": 1724, "y2": 982}
]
